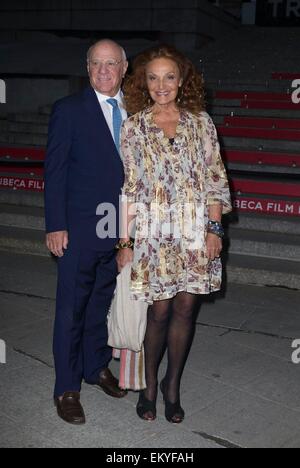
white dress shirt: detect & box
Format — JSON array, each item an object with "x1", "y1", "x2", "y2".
[{"x1": 94, "y1": 89, "x2": 127, "y2": 144}]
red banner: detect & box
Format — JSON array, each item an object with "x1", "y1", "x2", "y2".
[
  {"x1": 0, "y1": 147, "x2": 45, "y2": 161},
  {"x1": 1, "y1": 175, "x2": 299, "y2": 217},
  {"x1": 0, "y1": 176, "x2": 44, "y2": 192},
  {"x1": 233, "y1": 197, "x2": 300, "y2": 217}
]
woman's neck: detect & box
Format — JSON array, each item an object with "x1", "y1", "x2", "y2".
[{"x1": 152, "y1": 101, "x2": 179, "y2": 116}]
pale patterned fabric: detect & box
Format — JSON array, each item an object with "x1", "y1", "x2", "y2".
[
  {"x1": 112, "y1": 348, "x2": 146, "y2": 391},
  {"x1": 120, "y1": 109, "x2": 232, "y2": 303}
]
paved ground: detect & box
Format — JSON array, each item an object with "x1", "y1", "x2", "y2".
[{"x1": 0, "y1": 251, "x2": 300, "y2": 448}]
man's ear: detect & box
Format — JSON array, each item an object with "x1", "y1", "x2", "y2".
[{"x1": 123, "y1": 61, "x2": 129, "y2": 78}]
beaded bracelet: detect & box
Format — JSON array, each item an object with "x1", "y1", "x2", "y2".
[{"x1": 207, "y1": 220, "x2": 225, "y2": 239}]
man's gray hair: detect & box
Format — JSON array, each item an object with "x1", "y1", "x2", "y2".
[{"x1": 87, "y1": 40, "x2": 127, "y2": 63}]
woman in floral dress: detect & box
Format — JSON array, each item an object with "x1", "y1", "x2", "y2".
[{"x1": 116, "y1": 45, "x2": 232, "y2": 424}]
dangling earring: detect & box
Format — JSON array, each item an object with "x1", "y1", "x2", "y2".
[
  {"x1": 177, "y1": 86, "x2": 183, "y2": 104},
  {"x1": 143, "y1": 90, "x2": 152, "y2": 107}
]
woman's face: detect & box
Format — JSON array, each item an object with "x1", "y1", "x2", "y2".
[{"x1": 145, "y1": 58, "x2": 183, "y2": 107}]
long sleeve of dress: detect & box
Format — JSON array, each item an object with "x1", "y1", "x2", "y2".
[
  {"x1": 120, "y1": 119, "x2": 139, "y2": 203},
  {"x1": 200, "y1": 112, "x2": 232, "y2": 215}
]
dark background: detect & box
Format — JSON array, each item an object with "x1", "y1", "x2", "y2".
[{"x1": 256, "y1": 0, "x2": 300, "y2": 26}]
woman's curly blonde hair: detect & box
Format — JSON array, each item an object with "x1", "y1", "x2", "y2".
[{"x1": 123, "y1": 45, "x2": 206, "y2": 116}]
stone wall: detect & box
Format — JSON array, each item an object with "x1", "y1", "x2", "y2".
[
  {"x1": 0, "y1": 0, "x2": 238, "y2": 48},
  {"x1": 0, "y1": 77, "x2": 70, "y2": 116},
  {"x1": 0, "y1": 0, "x2": 239, "y2": 114},
  {"x1": 208, "y1": 0, "x2": 243, "y2": 18}
]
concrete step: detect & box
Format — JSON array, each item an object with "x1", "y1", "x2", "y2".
[
  {"x1": 1, "y1": 201, "x2": 298, "y2": 238},
  {"x1": 0, "y1": 210, "x2": 299, "y2": 289},
  {"x1": 210, "y1": 115, "x2": 224, "y2": 125},
  {"x1": 0, "y1": 225, "x2": 48, "y2": 256},
  {"x1": 213, "y1": 98, "x2": 244, "y2": 107},
  {"x1": 39, "y1": 105, "x2": 52, "y2": 116},
  {"x1": 205, "y1": 78, "x2": 290, "y2": 86},
  {"x1": 212, "y1": 97, "x2": 300, "y2": 111},
  {"x1": 0, "y1": 117, "x2": 48, "y2": 137},
  {"x1": 0, "y1": 132, "x2": 47, "y2": 146},
  {"x1": 0, "y1": 204, "x2": 45, "y2": 230},
  {"x1": 227, "y1": 162, "x2": 300, "y2": 176},
  {"x1": 0, "y1": 133, "x2": 9, "y2": 143},
  {"x1": 206, "y1": 82, "x2": 294, "y2": 93},
  {"x1": 0, "y1": 121, "x2": 8, "y2": 132},
  {"x1": 208, "y1": 106, "x2": 300, "y2": 119},
  {"x1": 6, "y1": 122, "x2": 48, "y2": 135},
  {"x1": 3, "y1": 123, "x2": 300, "y2": 152},
  {"x1": 9, "y1": 113, "x2": 49, "y2": 125},
  {"x1": 226, "y1": 212, "x2": 300, "y2": 236},
  {"x1": 227, "y1": 228, "x2": 300, "y2": 262},
  {"x1": 221, "y1": 136, "x2": 300, "y2": 153},
  {"x1": 0, "y1": 189, "x2": 44, "y2": 208},
  {"x1": 226, "y1": 253, "x2": 300, "y2": 290},
  {"x1": 204, "y1": 71, "x2": 299, "y2": 84},
  {"x1": 0, "y1": 169, "x2": 43, "y2": 181},
  {"x1": 203, "y1": 64, "x2": 300, "y2": 76},
  {"x1": 0, "y1": 224, "x2": 298, "y2": 290}
]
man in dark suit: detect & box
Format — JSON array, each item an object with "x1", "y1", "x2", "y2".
[{"x1": 44, "y1": 40, "x2": 129, "y2": 425}]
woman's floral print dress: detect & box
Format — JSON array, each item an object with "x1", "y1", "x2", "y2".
[{"x1": 120, "y1": 109, "x2": 232, "y2": 303}]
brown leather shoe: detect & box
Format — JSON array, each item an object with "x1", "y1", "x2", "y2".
[
  {"x1": 54, "y1": 392, "x2": 86, "y2": 425},
  {"x1": 96, "y1": 368, "x2": 128, "y2": 399}
]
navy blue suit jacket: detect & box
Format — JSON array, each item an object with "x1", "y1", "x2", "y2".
[{"x1": 44, "y1": 86, "x2": 125, "y2": 251}]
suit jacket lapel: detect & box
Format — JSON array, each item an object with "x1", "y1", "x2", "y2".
[{"x1": 82, "y1": 86, "x2": 117, "y2": 146}]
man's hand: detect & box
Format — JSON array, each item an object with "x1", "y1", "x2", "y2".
[
  {"x1": 206, "y1": 233, "x2": 223, "y2": 261},
  {"x1": 46, "y1": 231, "x2": 69, "y2": 257},
  {"x1": 116, "y1": 248, "x2": 134, "y2": 273}
]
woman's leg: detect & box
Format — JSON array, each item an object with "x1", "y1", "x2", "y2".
[
  {"x1": 164, "y1": 292, "x2": 197, "y2": 406},
  {"x1": 143, "y1": 298, "x2": 171, "y2": 402}
]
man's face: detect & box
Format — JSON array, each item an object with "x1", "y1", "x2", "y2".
[{"x1": 88, "y1": 42, "x2": 128, "y2": 97}]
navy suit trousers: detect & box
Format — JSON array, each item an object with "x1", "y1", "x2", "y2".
[{"x1": 53, "y1": 247, "x2": 117, "y2": 398}]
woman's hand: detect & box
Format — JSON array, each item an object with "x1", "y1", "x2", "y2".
[
  {"x1": 116, "y1": 248, "x2": 134, "y2": 273},
  {"x1": 206, "y1": 233, "x2": 223, "y2": 261}
]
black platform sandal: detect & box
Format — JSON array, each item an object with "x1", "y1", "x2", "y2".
[
  {"x1": 160, "y1": 379, "x2": 185, "y2": 424},
  {"x1": 136, "y1": 392, "x2": 157, "y2": 422}
]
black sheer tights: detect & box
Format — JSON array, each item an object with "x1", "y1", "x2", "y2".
[{"x1": 143, "y1": 292, "x2": 197, "y2": 405}]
